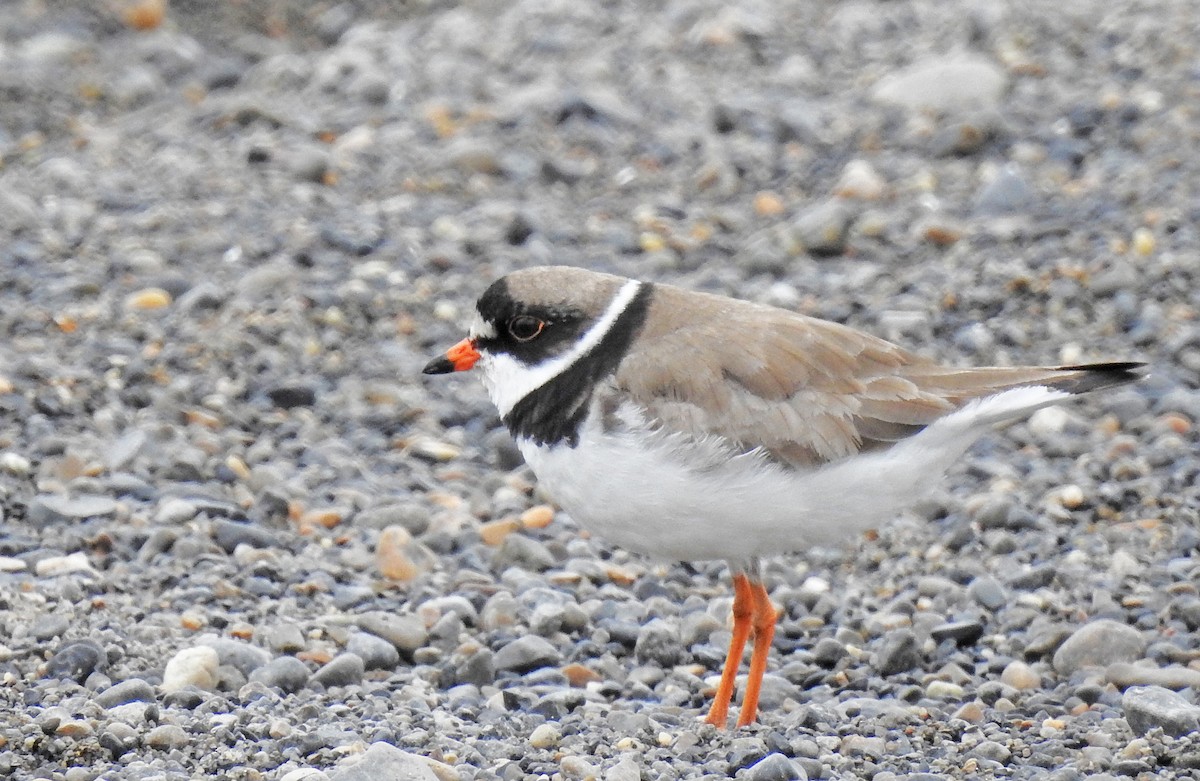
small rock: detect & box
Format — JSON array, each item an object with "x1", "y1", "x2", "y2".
[
  {"x1": 747, "y1": 752, "x2": 807, "y2": 781},
  {"x1": 311, "y1": 653, "x2": 364, "y2": 688},
  {"x1": 346, "y1": 632, "x2": 400, "y2": 671},
  {"x1": 972, "y1": 740, "x2": 1012, "y2": 763},
  {"x1": 930, "y1": 620, "x2": 985, "y2": 647},
  {"x1": 125, "y1": 287, "x2": 172, "y2": 311},
  {"x1": 48, "y1": 640, "x2": 105, "y2": 682},
  {"x1": 355, "y1": 612, "x2": 428, "y2": 654},
  {"x1": 201, "y1": 638, "x2": 271, "y2": 677},
  {"x1": 249, "y1": 657, "x2": 311, "y2": 693},
  {"x1": 144, "y1": 724, "x2": 189, "y2": 750},
  {"x1": 1106, "y1": 662, "x2": 1200, "y2": 691},
  {"x1": 494, "y1": 635, "x2": 561, "y2": 673},
  {"x1": 1123, "y1": 685, "x2": 1200, "y2": 737},
  {"x1": 267, "y1": 384, "x2": 317, "y2": 409},
  {"x1": 791, "y1": 199, "x2": 853, "y2": 256},
  {"x1": 1000, "y1": 660, "x2": 1041, "y2": 690},
  {"x1": 162, "y1": 646, "x2": 220, "y2": 692},
  {"x1": 155, "y1": 497, "x2": 200, "y2": 524},
  {"x1": 968, "y1": 576, "x2": 1008, "y2": 610},
  {"x1": 872, "y1": 54, "x2": 1008, "y2": 113},
  {"x1": 872, "y1": 629, "x2": 921, "y2": 676},
  {"x1": 27, "y1": 494, "x2": 118, "y2": 526},
  {"x1": 833, "y1": 160, "x2": 886, "y2": 201},
  {"x1": 1053, "y1": 620, "x2": 1146, "y2": 675},
  {"x1": 264, "y1": 624, "x2": 307, "y2": 654},
  {"x1": 529, "y1": 722, "x2": 560, "y2": 749},
  {"x1": 326, "y1": 741, "x2": 439, "y2": 781},
  {"x1": 634, "y1": 619, "x2": 682, "y2": 667},
  {"x1": 35, "y1": 552, "x2": 96, "y2": 577},
  {"x1": 376, "y1": 525, "x2": 433, "y2": 581},
  {"x1": 974, "y1": 165, "x2": 1034, "y2": 215},
  {"x1": 96, "y1": 678, "x2": 156, "y2": 708}
]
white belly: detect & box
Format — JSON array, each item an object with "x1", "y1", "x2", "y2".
[
  {"x1": 517, "y1": 410, "x2": 940, "y2": 562},
  {"x1": 514, "y1": 387, "x2": 1066, "y2": 563}
]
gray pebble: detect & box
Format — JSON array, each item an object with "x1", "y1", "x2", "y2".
[
  {"x1": 27, "y1": 494, "x2": 118, "y2": 526},
  {"x1": 1122, "y1": 685, "x2": 1200, "y2": 737},
  {"x1": 326, "y1": 741, "x2": 438, "y2": 781},
  {"x1": 264, "y1": 624, "x2": 307, "y2": 654},
  {"x1": 494, "y1": 533, "x2": 556, "y2": 571},
  {"x1": 872, "y1": 629, "x2": 921, "y2": 676},
  {"x1": 346, "y1": 631, "x2": 401, "y2": 671},
  {"x1": 974, "y1": 165, "x2": 1034, "y2": 215},
  {"x1": 634, "y1": 618, "x2": 682, "y2": 666},
  {"x1": 747, "y1": 752, "x2": 807, "y2": 781},
  {"x1": 144, "y1": 724, "x2": 190, "y2": 750},
  {"x1": 355, "y1": 612, "x2": 428, "y2": 653},
  {"x1": 47, "y1": 640, "x2": 104, "y2": 682},
  {"x1": 968, "y1": 576, "x2": 1008, "y2": 611},
  {"x1": 1053, "y1": 620, "x2": 1146, "y2": 675},
  {"x1": 311, "y1": 653, "x2": 365, "y2": 688},
  {"x1": 1106, "y1": 662, "x2": 1200, "y2": 691},
  {"x1": 212, "y1": 519, "x2": 279, "y2": 552},
  {"x1": 871, "y1": 53, "x2": 1007, "y2": 113},
  {"x1": 249, "y1": 657, "x2": 311, "y2": 694},
  {"x1": 154, "y1": 497, "x2": 200, "y2": 524},
  {"x1": 493, "y1": 635, "x2": 561, "y2": 673},
  {"x1": 791, "y1": 200, "x2": 853, "y2": 256},
  {"x1": 31, "y1": 614, "x2": 72, "y2": 641},
  {"x1": 96, "y1": 678, "x2": 155, "y2": 708},
  {"x1": 201, "y1": 637, "x2": 271, "y2": 677}
]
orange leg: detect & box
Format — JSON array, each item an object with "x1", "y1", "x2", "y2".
[
  {"x1": 704, "y1": 572, "x2": 753, "y2": 728},
  {"x1": 737, "y1": 580, "x2": 778, "y2": 727}
]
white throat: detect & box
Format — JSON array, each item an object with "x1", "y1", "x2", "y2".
[{"x1": 480, "y1": 279, "x2": 643, "y2": 418}]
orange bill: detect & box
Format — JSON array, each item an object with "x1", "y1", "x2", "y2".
[{"x1": 423, "y1": 338, "x2": 480, "y2": 374}]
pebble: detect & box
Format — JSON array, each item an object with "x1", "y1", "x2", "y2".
[
  {"x1": 634, "y1": 619, "x2": 683, "y2": 666},
  {"x1": 144, "y1": 724, "x2": 190, "y2": 749},
  {"x1": 202, "y1": 637, "x2": 271, "y2": 676},
  {"x1": 47, "y1": 640, "x2": 105, "y2": 682},
  {"x1": 528, "y1": 722, "x2": 560, "y2": 749},
  {"x1": 355, "y1": 612, "x2": 429, "y2": 654},
  {"x1": 1105, "y1": 662, "x2": 1200, "y2": 690},
  {"x1": 27, "y1": 494, "x2": 118, "y2": 526},
  {"x1": 162, "y1": 646, "x2": 220, "y2": 692},
  {"x1": 155, "y1": 497, "x2": 200, "y2": 524},
  {"x1": 747, "y1": 752, "x2": 807, "y2": 781},
  {"x1": 1052, "y1": 620, "x2": 1147, "y2": 675},
  {"x1": 1000, "y1": 660, "x2": 1041, "y2": 690},
  {"x1": 790, "y1": 199, "x2": 853, "y2": 256},
  {"x1": 249, "y1": 657, "x2": 312, "y2": 694},
  {"x1": 346, "y1": 631, "x2": 401, "y2": 671},
  {"x1": 1122, "y1": 685, "x2": 1200, "y2": 737},
  {"x1": 311, "y1": 653, "x2": 365, "y2": 688},
  {"x1": 493, "y1": 635, "x2": 561, "y2": 673},
  {"x1": 376, "y1": 525, "x2": 433, "y2": 581},
  {"x1": 968, "y1": 576, "x2": 1008, "y2": 611},
  {"x1": 872, "y1": 629, "x2": 921, "y2": 676},
  {"x1": 96, "y1": 678, "x2": 156, "y2": 708},
  {"x1": 871, "y1": 53, "x2": 1008, "y2": 113},
  {"x1": 326, "y1": 742, "x2": 439, "y2": 781}
]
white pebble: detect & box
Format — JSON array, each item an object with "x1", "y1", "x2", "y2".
[
  {"x1": 528, "y1": 722, "x2": 560, "y2": 749},
  {"x1": 0, "y1": 452, "x2": 31, "y2": 475},
  {"x1": 35, "y1": 552, "x2": 96, "y2": 578},
  {"x1": 1028, "y1": 406, "x2": 1069, "y2": 435},
  {"x1": 162, "y1": 646, "x2": 220, "y2": 692}
]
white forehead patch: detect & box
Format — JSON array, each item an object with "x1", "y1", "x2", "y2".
[
  {"x1": 479, "y1": 279, "x2": 643, "y2": 418},
  {"x1": 468, "y1": 313, "x2": 497, "y2": 341}
]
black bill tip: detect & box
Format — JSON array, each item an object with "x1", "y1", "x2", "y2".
[{"x1": 423, "y1": 357, "x2": 455, "y2": 375}]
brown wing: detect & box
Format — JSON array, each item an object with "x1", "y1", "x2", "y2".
[{"x1": 614, "y1": 285, "x2": 1109, "y2": 468}]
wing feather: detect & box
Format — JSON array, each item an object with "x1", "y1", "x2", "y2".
[{"x1": 614, "y1": 284, "x2": 1121, "y2": 469}]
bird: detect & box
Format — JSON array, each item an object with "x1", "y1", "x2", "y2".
[{"x1": 422, "y1": 265, "x2": 1144, "y2": 728}]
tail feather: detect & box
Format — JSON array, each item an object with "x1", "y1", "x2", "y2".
[{"x1": 1045, "y1": 361, "x2": 1148, "y2": 395}]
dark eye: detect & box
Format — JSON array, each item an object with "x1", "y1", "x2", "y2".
[{"x1": 508, "y1": 315, "x2": 545, "y2": 342}]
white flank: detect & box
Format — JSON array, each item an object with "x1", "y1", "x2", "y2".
[
  {"x1": 480, "y1": 279, "x2": 643, "y2": 417},
  {"x1": 518, "y1": 385, "x2": 1073, "y2": 562}
]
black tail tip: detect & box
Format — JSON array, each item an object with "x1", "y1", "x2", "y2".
[{"x1": 1056, "y1": 361, "x2": 1148, "y2": 394}]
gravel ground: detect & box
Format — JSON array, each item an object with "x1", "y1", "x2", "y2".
[{"x1": 0, "y1": 1, "x2": 1198, "y2": 779}]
